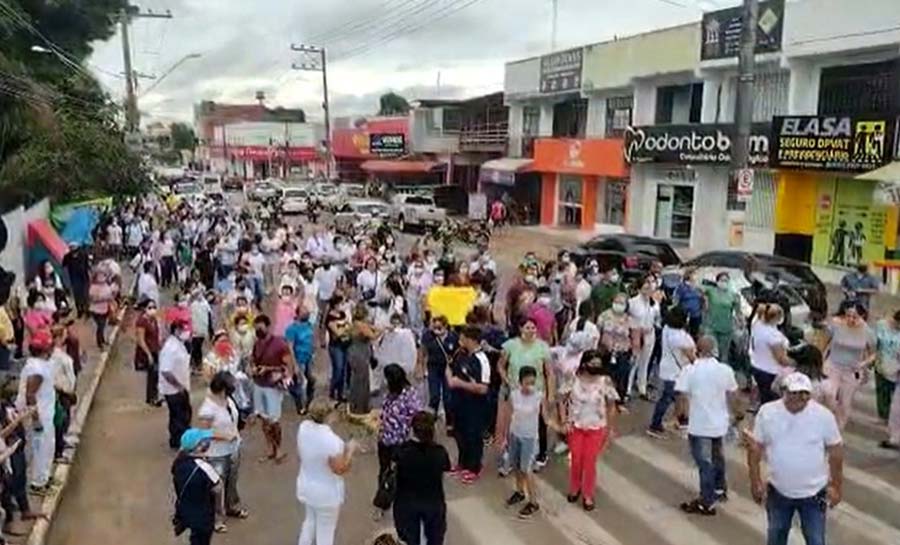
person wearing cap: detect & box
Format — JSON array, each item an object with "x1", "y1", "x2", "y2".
[
  {"x1": 14, "y1": 328, "x2": 56, "y2": 493},
  {"x1": 747, "y1": 372, "x2": 844, "y2": 545},
  {"x1": 674, "y1": 336, "x2": 740, "y2": 516},
  {"x1": 198, "y1": 372, "x2": 246, "y2": 527},
  {"x1": 171, "y1": 428, "x2": 222, "y2": 545},
  {"x1": 159, "y1": 320, "x2": 193, "y2": 450}
]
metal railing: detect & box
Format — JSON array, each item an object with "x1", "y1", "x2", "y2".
[{"x1": 459, "y1": 121, "x2": 509, "y2": 149}]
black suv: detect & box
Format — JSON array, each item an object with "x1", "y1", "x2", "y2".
[{"x1": 563, "y1": 234, "x2": 682, "y2": 281}]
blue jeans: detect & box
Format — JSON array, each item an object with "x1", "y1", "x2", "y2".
[
  {"x1": 328, "y1": 344, "x2": 348, "y2": 401},
  {"x1": 688, "y1": 435, "x2": 726, "y2": 506},
  {"x1": 250, "y1": 276, "x2": 264, "y2": 305},
  {"x1": 649, "y1": 380, "x2": 676, "y2": 431},
  {"x1": 766, "y1": 485, "x2": 827, "y2": 545}
]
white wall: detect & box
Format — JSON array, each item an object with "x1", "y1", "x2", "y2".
[
  {"x1": 504, "y1": 58, "x2": 541, "y2": 100},
  {"x1": 507, "y1": 103, "x2": 524, "y2": 158},
  {"x1": 784, "y1": 0, "x2": 900, "y2": 58},
  {"x1": 585, "y1": 96, "x2": 607, "y2": 138}
]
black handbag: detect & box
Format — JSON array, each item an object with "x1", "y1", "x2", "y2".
[{"x1": 372, "y1": 463, "x2": 397, "y2": 510}]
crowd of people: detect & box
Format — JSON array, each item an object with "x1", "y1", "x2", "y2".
[{"x1": 7, "y1": 189, "x2": 897, "y2": 545}]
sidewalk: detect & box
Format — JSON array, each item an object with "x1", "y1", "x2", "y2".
[{"x1": 15, "y1": 270, "x2": 134, "y2": 544}]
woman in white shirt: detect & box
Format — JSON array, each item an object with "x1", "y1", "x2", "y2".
[
  {"x1": 750, "y1": 303, "x2": 792, "y2": 405},
  {"x1": 627, "y1": 278, "x2": 661, "y2": 399},
  {"x1": 296, "y1": 398, "x2": 357, "y2": 545},
  {"x1": 356, "y1": 258, "x2": 381, "y2": 301},
  {"x1": 647, "y1": 307, "x2": 696, "y2": 438}
]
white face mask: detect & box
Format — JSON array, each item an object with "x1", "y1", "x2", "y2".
[
  {"x1": 717, "y1": 280, "x2": 729, "y2": 290},
  {"x1": 177, "y1": 331, "x2": 191, "y2": 342},
  {"x1": 237, "y1": 324, "x2": 250, "y2": 333},
  {"x1": 612, "y1": 302, "x2": 627, "y2": 314},
  {"x1": 608, "y1": 273, "x2": 620, "y2": 284},
  {"x1": 538, "y1": 296, "x2": 552, "y2": 306}
]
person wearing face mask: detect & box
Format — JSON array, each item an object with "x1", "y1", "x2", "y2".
[
  {"x1": 598, "y1": 294, "x2": 640, "y2": 402},
  {"x1": 627, "y1": 276, "x2": 661, "y2": 401},
  {"x1": 347, "y1": 304, "x2": 381, "y2": 416},
  {"x1": 166, "y1": 292, "x2": 193, "y2": 340},
  {"x1": 300, "y1": 267, "x2": 320, "y2": 326},
  {"x1": 325, "y1": 294, "x2": 352, "y2": 403},
  {"x1": 189, "y1": 289, "x2": 213, "y2": 372},
  {"x1": 158, "y1": 234, "x2": 177, "y2": 288},
  {"x1": 357, "y1": 258, "x2": 381, "y2": 302},
  {"x1": 135, "y1": 299, "x2": 162, "y2": 406},
  {"x1": 374, "y1": 314, "x2": 417, "y2": 393},
  {"x1": 88, "y1": 270, "x2": 116, "y2": 349},
  {"x1": 273, "y1": 285, "x2": 299, "y2": 339},
  {"x1": 590, "y1": 268, "x2": 622, "y2": 316},
  {"x1": 245, "y1": 245, "x2": 266, "y2": 307},
  {"x1": 23, "y1": 294, "x2": 53, "y2": 339},
  {"x1": 558, "y1": 350, "x2": 619, "y2": 512},
  {"x1": 674, "y1": 272, "x2": 704, "y2": 338},
  {"x1": 417, "y1": 315, "x2": 458, "y2": 427},
  {"x1": 647, "y1": 308, "x2": 695, "y2": 439},
  {"x1": 250, "y1": 315, "x2": 294, "y2": 463},
  {"x1": 749, "y1": 304, "x2": 793, "y2": 407},
  {"x1": 315, "y1": 260, "x2": 343, "y2": 330},
  {"x1": 405, "y1": 258, "x2": 429, "y2": 333},
  {"x1": 840, "y1": 263, "x2": 879, "y2": 312},
  {"x1": 32, "y1": 261, "x2": 62, "y2": 315},
  {"x1": 229, "y1": 295, "x2": 255, "y2": 332},
  {"x1": 584, "y1": 260, "x2": 602, "y2": 286},
  {"x1": 159, "y1": 320, "x2": 193, "y2": 450},
  {"x1": 702, "y1": 272, "x2": 741, "y2": 372},
  {"x1": 229, "y1": 315, "x2": 256, "y2": 372},
  {"x1": 526, "y1": 287, "x2": 557, "y2": 345}
]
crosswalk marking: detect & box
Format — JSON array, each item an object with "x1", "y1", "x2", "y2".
[
  {"x1": 594, "y1": 460, "x2": 722, "y2": 545},
  {"x1": 533, "y1": 476, "x2": 624, "y2": 545},
  {"x1": 841, "y1": 429, "x2": 897, "y2": 459},
  {"x1": 720, "y1": 446, "x2": 900, "y2": 544},
  {"x1": 449, "y1": 496, "x2": 530, "y2": 545},
  {"x1": 614, "y1": 436, "x2": 805, "y2": 545}
]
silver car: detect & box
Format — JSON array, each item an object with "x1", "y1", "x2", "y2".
[{"x1": 333, "y1": 199, "x2": 390, "y2": 231}]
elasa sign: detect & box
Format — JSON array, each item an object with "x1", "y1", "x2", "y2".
[
  {"x1": 770, "y1": 115, "x2": 896, "y2": 172},
  {"x1": 623, "y1": 124, "x2": 770, "y2": 165}
]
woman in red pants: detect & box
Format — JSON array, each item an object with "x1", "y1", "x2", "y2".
[{"x1": 559, "y1": 350, "x2": 619, "y2": 511}]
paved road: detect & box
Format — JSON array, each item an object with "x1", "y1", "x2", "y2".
[{"x1": 45, "y1": 218, "x2": 900, "y2": 545}]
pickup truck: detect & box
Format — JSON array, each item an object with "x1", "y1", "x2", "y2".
[{"x1": 390, "y1": 194, "x2": 447, "y2": 232}]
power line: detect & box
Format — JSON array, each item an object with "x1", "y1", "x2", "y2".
[
  {"x1": 323, "y1": 0, "x2": 445, "y2": 51},
  {"x1": 304, "y1": 0, "x2": 418, "y2": 44},
  {"x1": 333, "y1": 0, "x2": 488, "y2": 62}
]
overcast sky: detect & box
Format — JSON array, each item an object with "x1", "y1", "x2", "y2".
[{"x1": 86, "y1": 0, "x2": 731, "y2": 126}]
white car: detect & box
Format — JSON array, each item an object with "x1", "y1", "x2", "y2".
[
  {"x1": 282, "y1": 186, "x2": 310, "y2": 215},
  {"x1": 333, "y1": 199, "x2": 390, "y2": 231},
  {"x1": 201, "y1": 174, "x2": 224, "y2": 196},
  {"x1": 390, "y1": 193, "x2": 447, "y2": 231}
]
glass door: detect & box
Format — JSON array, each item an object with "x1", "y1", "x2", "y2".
[
  {"x1": 558, "y1": 175, "x2": 583, "y2": 227},
  {"x1": 654, "y1": 183, "x2": 694, "y2": 242}
]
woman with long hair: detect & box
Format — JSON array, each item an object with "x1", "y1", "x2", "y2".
[
  {"x1": 559, "y1": 350, "x2": 618, "y2": 511},
  {"x1": 374, "y1": 364, "x2": 421, "y2": 515},
  {"x1": 325, "y1": 293, "x2": 352, "y2": 404},
  {"x1": 749, "y1": 303, "x2": 792, "y2": 406},
  {"x1": 347, "y1": 303, "x2": 380, "y2": 416},
  {"x1": 824, "y1": 300, "x2": 876, "y2": 430}
]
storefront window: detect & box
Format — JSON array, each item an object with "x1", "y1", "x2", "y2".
[
  {"x1": 603, "y1": 180, "x2": 627, "y2": 226},
  {"x1": 558, "y1": 175, "x2": 583, "y2": 227},
  {"x1": 654, "y1": 184, "x2": 694, "y2": 242}
]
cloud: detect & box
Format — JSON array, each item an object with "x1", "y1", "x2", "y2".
[{"x1": 88, "y1": 0, "x2": 705, "y2": 125}]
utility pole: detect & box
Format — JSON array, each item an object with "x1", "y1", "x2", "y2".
[
  {"x1": 119, "y1": 5, "x2": 173, "y2": 133},
  {"x1": 551, "y1": 0, "x2": 558, "y2": 51},
  {"x1": 730, "y1": 0, "x2": 758, "y2": 210},
  {"x1": 291, "y1": 44, "x2": 332, "y2": 179}
]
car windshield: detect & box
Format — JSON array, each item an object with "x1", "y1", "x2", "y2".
[
  {"x1": 405, "y1": 196, "x2": 433, "y2": 205},
  {"x1": 355, "y1": 204, "x2": 385, "y2": 215},
  {"x1": 345, "y1": 186, "x2": 366, "y2": 197},
  {"x1": 174, "y1": 183, "x2": 202, "y2": 194},
  {"x1": 203, "y1": 177, "x2": 219, "y2": 185},
  {"x1": 764, "y1": 262, "x2": 820, "y2": 285},
  {"x1": 628, "y1": 241, "x2": 681, "y2": 265},
  {"x1": 317, "y1": 185, "x2": 337, "y2": 195},
  {"x1": 284, "y1": 189, "x2": 307, "y2": 199}
]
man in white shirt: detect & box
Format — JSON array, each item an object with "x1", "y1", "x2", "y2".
[
  {"x1": 305, "y1": 227, "x2": 333, "y2": 261},
  {"x1": 159, "y1": 320, "x2": 193, "y2": 450},
  {"x1": 748, "y1": 372, "x2": 843, "y2": 545},
  {"x1": 675, "y1": 336, "x2": 739, "y2": 516},
  {"x1": 16, "y1": 331, "x2": 56, "y2": 491},
  {"x1": 106, "y1": 221, "x2": 123, "y2": 258},
  {"x1": 314, "y1": 261, "x2": 341, "y2": 319},
  {"x1": 137, "y1": 261, "x2": 160, "y2": 306},
  {"x1": 190, "y1": 290, "x2": 212, "y2": 370}
]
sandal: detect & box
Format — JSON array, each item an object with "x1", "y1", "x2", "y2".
[
  {"x1": 214, "y1": 522, "x2": 228, "y2": 533},
  {"x1": 680, "y1": 499, "x2": 716, "y2": 516},
  {"x1": 226, "y1": 508, "x2": 249, "y2": 519}
]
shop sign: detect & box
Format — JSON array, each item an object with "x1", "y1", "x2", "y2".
[
  {"x1": 701, "y1": 0, "x2": 784, "y2": 60},
  {"x1": 770, "y1": 115, "x2": 896, "y2": 172},
  {"x1": 369, "y1": 133, "x2": 406, "y2": 155},
  {"x1": 812, "y1": 177, "x2": 887, "y2": 268},
  {"x1": 479, "y1": 168, "x2": 515, "y2": 186},
  {"x1": 539, "y1": 48, "x2": 583, "y2": 94},
  {"x1": 623, "y1": 124, "x2": 770, "y2": 165},
  {"x1": 533, "y1": 138, "x2": 627, "y2": 177}
]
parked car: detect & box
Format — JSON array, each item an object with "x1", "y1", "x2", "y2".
[
  {"x1": 201, "y1": 174, "x2": 224, "y2": 195},
  {"x1": 333, "y1": 199, "x2": 390, "y2": 232},
  {"x1": 563, "y1": 234, "x2": 682, "y2": 280},
  {"x1": 682, "y1": 251, "x2": 827, "y2": 314},
  {"x1": 390, "y1": 193, "x2": 448, "y2": 232},
  {"x1": 223, "y1": 177, "x2": 244, "y2": 192},
  {"x1": 172, "y1": 181, "x2": 206, "y2": 206},
  {"x1": 312, "y1": 183, "x2": 340, "y2": 208},
  {"x1": 282, "y1": 186, "x2": 310, "y2": 215},
  {"x1": 247, "y1": 180, "x2": 284, "y2": 202}
]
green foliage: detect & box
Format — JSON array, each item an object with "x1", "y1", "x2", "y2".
[
  {"x1": 378, "y1": 92, "x2": 410, "y2": 116},
  {"x1": 170, "y1": 122, "x2": 195, "y2": 151},
  {"x1": 0, "y1": 0, "x2": 145, "y2": 210}
]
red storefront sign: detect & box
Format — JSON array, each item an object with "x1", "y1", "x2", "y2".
[{"x1": 209, "y1": 145, "x2": 318, "y2": 161}]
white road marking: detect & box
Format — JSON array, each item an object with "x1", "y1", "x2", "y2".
[
  {"x1": 449, "y1": 496, "x2": 530, "y2": 545},
  {"x1": 532, "y1": 475, "x2": 624, "y2": 545}
]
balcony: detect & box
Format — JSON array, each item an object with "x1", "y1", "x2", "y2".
[{"x1": 459, "y1": 121, "x2": 509, "y2": 153}]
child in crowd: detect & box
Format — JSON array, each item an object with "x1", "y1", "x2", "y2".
[{"x1": 505, "y1": 365, "x2": 550, "y2": 519}]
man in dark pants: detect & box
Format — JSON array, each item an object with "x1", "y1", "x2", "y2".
[
  {"x1": 446, "y1": 326, "x2": 490, "y2": 485},
  {"x1": 62, "y1": 243, "x2": 92, "y2": 318},
  {"x1": 0, "y1": 402, "x2": 40, "y2": 535},
  {"x1": 416, "y1": 316, "x2": 458, "y2": 430},
  {"x1": 159, "y1": 321, "x2": 193, "y2": 450}
]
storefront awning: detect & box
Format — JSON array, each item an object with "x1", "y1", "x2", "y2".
[
  {"x1": 479, "y1": 158, "x2": 534, "y2": 186},
  {"x1": 859, "y1": 161, "x2": 900, "y2": 205},
  {"x1": 360, "y1": 160, "x2": 441, "y2": 174},
  {"x1": 856, "y1": 161, "x2": 900, "y2": 183}
]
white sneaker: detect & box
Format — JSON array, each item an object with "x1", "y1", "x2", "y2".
[{"x1": 553, "y1": 442, "x2": 569, "y2": 455}]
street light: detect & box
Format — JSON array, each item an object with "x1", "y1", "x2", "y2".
[{"x1": 140, "y1": 53, "x2": 202, "y2": 96}]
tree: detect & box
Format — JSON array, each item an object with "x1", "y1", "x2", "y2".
[
  {"x1": 378, "y1": 92, "x2": 410, "y2": 116},
  {"x1": 170, "y1": 122, "x2": 195, "y2": 151}
]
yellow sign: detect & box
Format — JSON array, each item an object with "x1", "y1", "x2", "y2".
[{"x1": 425, "y1": 286, "x2": 478, "y2": 326}]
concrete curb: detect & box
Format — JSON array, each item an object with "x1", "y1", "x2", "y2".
[{"x1": 26, "y1": 294, "x2": 133, "y2": 545}]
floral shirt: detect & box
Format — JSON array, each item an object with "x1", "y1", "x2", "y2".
[
  {"x1": 875, "y1": 319, "x2": 900, "y2": 378},
  {"x1": 598, "y1": 311, "x2": 635, "y2": 353},
  {"x1": 379, "y1": 386, "x2": 422, "y2": 446}
]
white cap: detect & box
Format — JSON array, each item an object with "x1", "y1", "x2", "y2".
[{"x1": 783, "y1": 372, "x2": 813, "y2": 393}]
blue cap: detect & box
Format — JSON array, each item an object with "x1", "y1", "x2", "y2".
[{"x1": 180, "y1": 428, "x2": 214, "y2": 451}]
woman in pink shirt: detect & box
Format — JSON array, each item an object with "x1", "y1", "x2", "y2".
[
  {"x1": 24, "y1": 292, "x2": 53, "y2": 337},
  {"x1": 272, "y1": 284, "x2": 298, "y2": 338},
  {"x1": 88, "y1": 270, "x2": 117, "y2": 348}
]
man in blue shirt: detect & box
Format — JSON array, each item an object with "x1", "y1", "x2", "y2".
[
  {"x1": 674, "y1": 272, "x2": 704, "y2": 337},
  {"x1": 285, "y1": 308, "x2": 315, "y2": 414},
  {"x1": 840, "y1": 263, "x2": 879, "y2": 311}
]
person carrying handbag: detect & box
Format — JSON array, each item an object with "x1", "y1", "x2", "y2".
[{"x1": 171, "y1": 429, "x2": 222, "y2": 545}]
